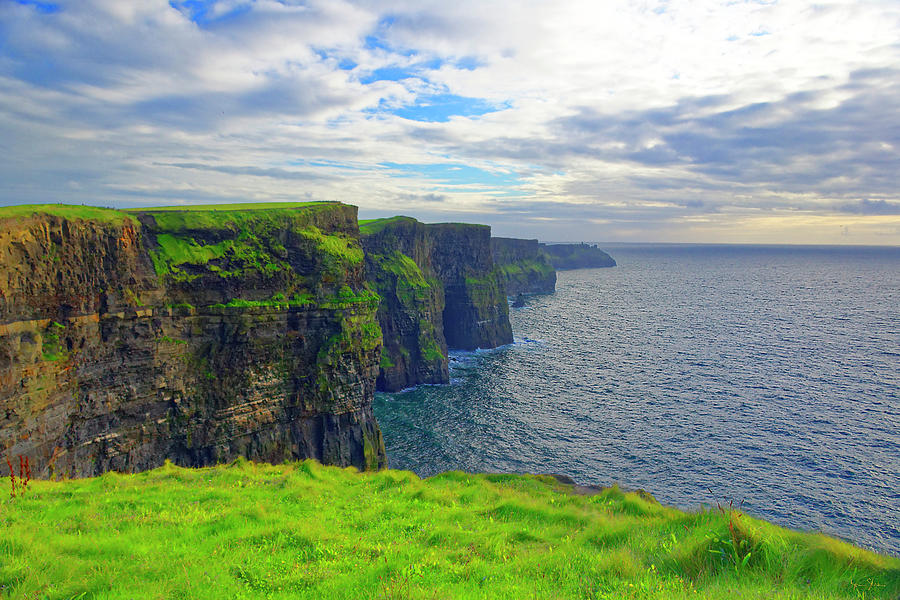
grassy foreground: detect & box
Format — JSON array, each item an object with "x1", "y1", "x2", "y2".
[{"x1": 1, "y1": 461, "x2": 897, "y2": 599}]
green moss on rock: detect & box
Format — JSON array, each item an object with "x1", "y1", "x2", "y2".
[
  {"x1": 150, "y1": 233, "x2": 232, "y2": 277},
  {"x1": 136, "y1": 202, "x2": 337, "y2": 233},
  {"x1": 491, "y1": 237, "x2": 557, "y2": 295},
  {"x1": 371, "y1": 251, "x2": 430, "y2": 289},
  {"x1": 317, "y1": 312, "x2": 383, "y2": 367},
  {"x1": 139, "y1": 203, "x2": 365, "y2": 305},
  {"x1": 41, "y1": 321, "x2": 68, "y2": 362},
  {"x1": 419, "y1": 326, "x2": 445, "y2": 363},
  {"x1": 299, "y1": 226, "x2": 364, "y2": 265}
]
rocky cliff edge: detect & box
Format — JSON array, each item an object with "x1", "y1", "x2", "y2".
[{"x1": 0, "y1": 203, "x2": 386, "y2": 478}]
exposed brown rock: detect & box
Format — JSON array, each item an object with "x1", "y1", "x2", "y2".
[{"x1": 0, "y1": 204, "x2": 386, "y2": 478}]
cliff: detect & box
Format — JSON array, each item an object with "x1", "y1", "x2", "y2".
[
  {"x1": 491, "y1": 237, "x2": 556, "y2": 295},
  {"x1": 361, "y1": 217, "x2": 513, "y2": 392},
  {"x1": 541, "y1": 242, "x2": 616, "y2": 269},
  {"x1": 359, "y1": 217, "x2": 448, "y2": 392},
  {"x1": 427, "y1": 223, "x2": 513, "y2": 351},
  {"x1": 0, "y1": 203, "x2": 386, "y2": 478}
]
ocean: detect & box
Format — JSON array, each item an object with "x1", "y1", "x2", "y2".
[{"x1": 373, "y1": 244, "x2": 900, "y2": 556}]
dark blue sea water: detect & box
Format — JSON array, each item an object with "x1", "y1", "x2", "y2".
[{"x1": 373, "y1": 244, "x2": 900, "y2": 556}]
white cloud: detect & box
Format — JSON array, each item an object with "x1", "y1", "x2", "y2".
[{"x1": 0, "y1": 0, "x2": 898, "y2": 243}]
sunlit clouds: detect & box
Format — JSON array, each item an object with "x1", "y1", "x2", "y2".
[{"x1": 2, "y1": 0, "x2": 899, "y2": 243}]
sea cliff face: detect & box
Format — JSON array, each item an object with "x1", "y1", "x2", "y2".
[
  {"x1": 360, "y1": 217, "x2": 449, "y2": 393},
  {"x1": 491, "y1": 237, "x2": 556, "y2": 295},
  {"x1": 361, "y1": 217, "x2": 513, "y2": 392},
  {"x1": 427, "y1": 223, "x2": 513, "y2": 352},
  {"x1": 0, "y1": 203, "x2": 386, "y2": 478},
  {"x1": 1, "y1": 204, "x2": 522, "y2": 475}
]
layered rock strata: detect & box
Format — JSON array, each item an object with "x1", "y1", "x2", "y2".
[
  {"x1": 0, "y1": 203, "x2": 386, "y2": 478},
  {"x1": 427, "y1": 223, "x2": 513, "y2": 351},
  {"x1": 359, "y1": 217, "x2": 448, "y2": 392},
  {"x1": 361, "y1": 217, "x2": 513, "y2": 392}
]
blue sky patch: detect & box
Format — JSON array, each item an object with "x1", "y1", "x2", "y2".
[
  {"x1": 363, "y1": 35, "x2": 417, "y2": 57},
  {"x1": 14, "y1": 0, "x2": 59, "y2": 13},
  {"x1": 389, "y1": 94, "x2": 509, "y2": 122},
  {"x1": 360, "y1": 66, "x2": 421, "y2": 84},
  {"x1": 169, "y1": 0, "x2": 211, "y2": 23},
  {"x1": 382, "y1": 162, "x2": 522, "y2": 189},
  {"x1": 168, "y1": 0, "x2": 252, "y2": 26},
  {"x1": 312, "y1": 49, "x2": 358, "y2": 71},
  {"x1": 359, "y1": 57, "x2": 482, "y2": 84}
]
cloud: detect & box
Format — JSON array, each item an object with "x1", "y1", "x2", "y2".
[
  {"x1": 397, "y1": 192, "x2": 448, "y2": 203},
  {"x1": 1, "y1": 0, "x2": 899, "y2": 244},
  {"x1": 839, "y1": 199, "x2": 900, "y2": 216},
  {"x1": 162, "y1": 162, "x2": 334, "y2": 181}
]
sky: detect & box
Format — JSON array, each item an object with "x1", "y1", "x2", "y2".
[{"x1": 1, "y1": 0, "x2": 899, "y2": 244}]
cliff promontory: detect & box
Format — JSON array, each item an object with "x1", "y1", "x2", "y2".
[
  {"x1": 361, "y1": 217, "x2": 513, "y2": 392},
  {"x1": 0, "y1": 203, "x2": 386, "y2": 478},
  {"x1": 541, "y1": 242, "x2": 617, "y2": 269},
  {"x1": 491, "y1": 237, "x2": 556, "y2": 295}
]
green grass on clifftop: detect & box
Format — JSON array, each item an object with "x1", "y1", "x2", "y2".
[
  {"x1": 143, "y1": 203, "x2": 363, "y2": 283},
  {"x1": 1, "y1": 461, "x2": 897, "y2": 599},
  {"x1": 0, "y1": 204, "x2": 134, "y2": 225},
  {"x1": 138, "y1": 202, "x2": 339, "y2": 233},
  {"x1": 127, "y1": 202, "x2": 330, "y2": 212},
  {"x1": 358, "y1": 216, "x2": 417, "y2": 236}
]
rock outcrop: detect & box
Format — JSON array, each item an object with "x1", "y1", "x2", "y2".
[
  {"x1": 541, "y1": 243, "x2": 616, "y2": 269},
  {"x1": 361, "y1": 217, "x2": 513, "y2": 392},
  {"x1": 0, "y1": 203, "x2": 386, "y2": 478},
  {"x1": 491, "y1": 237, "x2": 556, "y2": 295}
]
